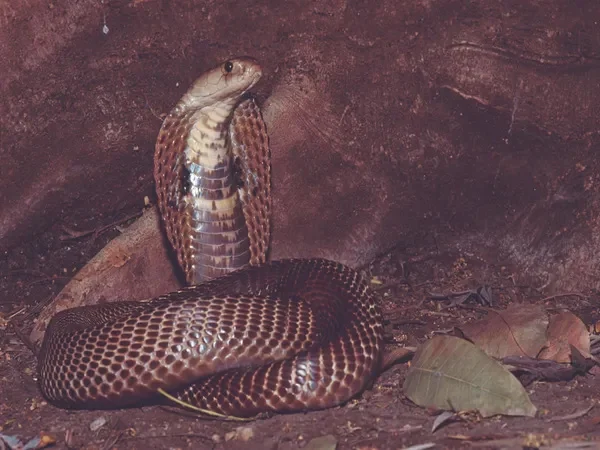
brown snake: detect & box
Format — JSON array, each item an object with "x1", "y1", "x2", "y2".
[{"x1": 38, "y1": 58, "x2": 385, "y2": 418}]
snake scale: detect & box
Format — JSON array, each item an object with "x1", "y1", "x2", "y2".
[{"x1": 38, "y1": 58, "x2": 385, "y2": 418}]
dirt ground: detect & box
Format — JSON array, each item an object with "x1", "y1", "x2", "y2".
[{"x1": 1, "y1": 234, "x2": 600, "y2": 449}]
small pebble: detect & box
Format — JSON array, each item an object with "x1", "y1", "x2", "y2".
[
  {"x1": 224, "y1": 426, "x2": 254, "y2": 442},
  {"x1": 89, "y1": 416, "x2": 107, "y2": 431}
]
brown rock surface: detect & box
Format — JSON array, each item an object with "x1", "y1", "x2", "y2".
[{"x1": 1, "y1": 0, "x2": 599, "y2": 328}]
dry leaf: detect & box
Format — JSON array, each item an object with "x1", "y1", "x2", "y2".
[
  {"x1": 224, "y1": 426, "x2": 254, "y2": 442},
  {"x1": 431, "y1": 411, "x2": 457, "y2": 432},
  {"x1": 458, "y1": 305, "x2": 548, "y2": 358},
  {"x1": 538, "y1": 311, "x2": 591, "y2": 362},
  {"x1": 304, "y1": 435, "x2": 338, "y2": 450}
]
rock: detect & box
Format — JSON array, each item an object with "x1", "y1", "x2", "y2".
[{"x1": 1, "y1": 2, "x2": 598, "y2": 343}]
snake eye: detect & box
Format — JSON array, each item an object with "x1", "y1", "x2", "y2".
[{"x1": 224, "y1": 61, "x2": 234, "y2": 73}]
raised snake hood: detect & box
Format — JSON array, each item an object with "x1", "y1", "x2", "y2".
[{"x1": 30, "y1": 72, "x2": 367, "y2": 344}]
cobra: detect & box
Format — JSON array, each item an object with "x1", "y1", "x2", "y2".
[{"x1": 37, "y1": 58, "x2": 385, "y2": 418}]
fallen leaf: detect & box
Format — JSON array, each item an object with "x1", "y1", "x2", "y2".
[
  {"x1": 224, "y1": 426, "x2": 254, "y2": 442},
  {"x1": 0, "y1": 432, "x2": 56, "y2": 450},
  {"x1": 345, "y1": 421, "x2": 361, "y2": 433},
  {"x1": 0, "y1": 433, "x2": 22, "y2": 448},
  {"x1": 457, "y1": 305, "x2": 548, "y2": 358},
  {"x1": 381, "y1": 346, "x2": 415, "y2": 370},
  {"x1": 400, "y1": 444, "x2": 436, "y2": 450},
  {"x1": 430, "y1": 286, "x2": 493, "y2": 307},
  {"x1": 37, "y1": 434, "x2": 56, "y2": 449},
  {"x1": 304, "y1": 435, "x2": 338, "y2": 450},
  {"x1": 431, "y1": 411, "x2": 456, "y2": 432},
  {"x1": 569, "y1": 345, "x2": 598, "y2": 371},
  {"x1": 538, "y1": 311, "x2": 591, "y2": 362},
  {"x1": 404, "y1": 335, "x2": 537, "y2": 417}
]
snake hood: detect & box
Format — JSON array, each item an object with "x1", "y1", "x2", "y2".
[{"x1": 176, "y1": 57, "x2": 262, "y2": 112}]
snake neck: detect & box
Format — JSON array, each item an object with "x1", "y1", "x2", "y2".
[
  {"x1": 156, "y1": 87, "x2": 272, "y2": 285},
  {"x1": 184, "y1": 102, "x2": 234, "y2": 173},
  {"x1": 178, "y1": 100, "x2": 250, "y2": 284}
]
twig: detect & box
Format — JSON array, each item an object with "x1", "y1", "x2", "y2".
[
  {"x1": 122, "y1": 432, "x2": 213, "y2": 443},
  {"x1": 10, "y1": 268, "x2": 73, "y2": 286},
  {"x1": 20, "y1": 294, "x2": 55, "y2": 322},
  {"x1": 7, "y1": 307, "x2": 26, "y2": 320},
  {"x1": 8, "y1": 322, "x2": 38, "y2": 355},
  {"x1": 9, "y1": 268, "x2": 54, "y2": 278},
  {"x1": 26, "y1": 276, "x2": 71, "y2": 288},
  {"x1": 60, "y1": 210, "x2": 143, "y2": 241},
  {"x1": 144, "y1": 94, "x2": 166, "y2": 122},
  {"x1": 428, "y1": 290, "x2": 472, "y2": 299},
  {"x1": 389, "y1": 319, "x2": 426, "y2": 326},
  {"x1": 540, "y1": 292, "x2": 588, "y2": 302},
  {"x1": 547, "y1": 405, "x2": 594, "y2": 422},
  {"x1": 339, "y1": 105, "x2": 350, "y2": 125},
  {"x1": 384, "y1": 300, "x2": 425, "y2": 314},
  {"x1": 373, "y1": 280, "x2": 409, "y2": 291},
  {"x1": 100, "y1": 430, "x2": 126, "y2": 450},
  {"x1": 157, "y1": 388, "x2": 254, "y2": 421},
  {"x1": 426, "y1": 311, "x2": 455, "y2": 318}
]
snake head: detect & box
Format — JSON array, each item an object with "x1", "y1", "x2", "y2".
[{"x1": 177, "y1": 57, "x2": 263, "y2": 111}]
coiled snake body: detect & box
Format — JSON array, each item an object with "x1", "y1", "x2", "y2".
[{"x1": 38, "y1": 58, "x2": 384, "y2": 417}]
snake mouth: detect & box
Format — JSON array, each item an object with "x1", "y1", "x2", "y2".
[
  {"x1": 180, "y1": 57, "x2": 263, "y2": 110},
  {"x1": 230, "y1": 56, "x2": 262, "y2": 90}
]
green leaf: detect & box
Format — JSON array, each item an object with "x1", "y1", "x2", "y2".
[{"x1": 403, "y1": 335, "x2": 537, "y2": 417}]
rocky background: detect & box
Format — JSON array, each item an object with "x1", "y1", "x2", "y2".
[{"x1": 2, "y1": 0, "x2": 599, "y2": 300}]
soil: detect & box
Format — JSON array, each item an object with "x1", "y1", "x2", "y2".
[{"x1": 2, "y1": 237, "x2": 600, "y2": 449}]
